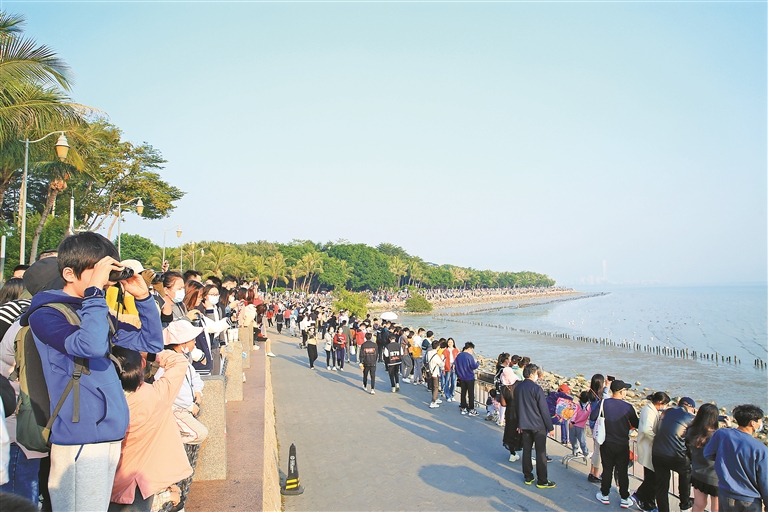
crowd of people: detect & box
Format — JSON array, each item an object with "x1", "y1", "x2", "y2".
[
  {"x1": 0, "y1": 234, "x2": 766, "y2": 512},
  {"x1": 368, "y1": 286, "x2": 574, "y2": 305},
  {"x1": 275, "y1": 309, "x2": 767, "y2": 512},
  {"x1": 0, "y1": 232, "x2": 280, "y2": 512}
]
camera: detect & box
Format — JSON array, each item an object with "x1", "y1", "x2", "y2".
[
  {"x1": 718, "y1": 415, "x2": 727, "y2": 422},
  {"x1": 109, "y1": 267, "x2": 134, "y2": 282}
]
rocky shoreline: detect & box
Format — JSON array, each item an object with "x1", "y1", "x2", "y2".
[{"x1": 368, "y1": 289, "x2": 581, "y2": 312}]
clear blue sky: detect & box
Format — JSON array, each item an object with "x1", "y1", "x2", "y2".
[{"x1": 7, "y1": 0, "x2": 767, "y2": 285}]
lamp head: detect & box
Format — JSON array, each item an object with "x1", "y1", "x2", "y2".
[
  {"x1": 54, "y1": 133, "x2": 69, "y2": 161},
  {"x1": 176, "y1": 227, "x2": 182, "y2": 238},
  {"x1": 135, "y1": 198, "x2": 144, "y2": 216}
]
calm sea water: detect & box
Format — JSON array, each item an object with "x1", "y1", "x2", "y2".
[{"x1": 399, "y1": 285, "x2": 768, "y2": 411}]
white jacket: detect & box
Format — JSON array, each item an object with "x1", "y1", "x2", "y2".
[{"x1": 637, "y1": 402, "x2": 660, "y2": 470}]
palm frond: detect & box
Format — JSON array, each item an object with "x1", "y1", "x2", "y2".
[{"x1": 0, "y1": 34, "x2": 72, "y2": 89}]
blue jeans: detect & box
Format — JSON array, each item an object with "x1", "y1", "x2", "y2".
[
  {"x1": 569, "y1": 424, "x2": 588, "y2": 455},
  {"x1": 444, "y1": 369, "x2": 456, "y2": 398},
  {"x1": 336, "y1": 347, "x2": 345, "y2": 368},
  {"x1": 0, "y1": 443, "x2": 41, "y2": 505}
]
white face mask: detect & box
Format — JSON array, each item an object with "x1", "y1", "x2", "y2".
[
  {"x1": 190, "y1": 348, "x2": 205, "y2": 362},
  {"x1": 173, "y1": 289, "x2": 185, "y2": 303},
  {"x1": 208, "y1": 295, "x2": 219, "y2": 306}
]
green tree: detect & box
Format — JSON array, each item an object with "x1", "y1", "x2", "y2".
[
  {"x1": 333, "y1": 289, "x2": 368, "y2": 318},
  {"x1": 265, "y1": 253, "x2": 288, "y2": 290},
  {"x1": 295, "y1": 251, "x2": 323, "y2": 292},
  {"x1": 327, "y1": 243, "x2": 395, "y2": 291},
  {"x1": 389, "y1": 256, "x2": 408, "y2": 288},
  {"x1": 318, "y1": 256, "x2": 352, "y2": 290},
  {"x1": 116, "y1": 233, "x2": 157, "y2": 264},
  {"x1": 376, "y1": 242, "x2": 410, "y2": 259}
]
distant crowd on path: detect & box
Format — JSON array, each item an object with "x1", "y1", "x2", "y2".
[
  {"x1": 368, "y1": 286, "x2": 574, "y2": 304},
  {"x1": 277, "y1": 309, "x2": 767, "y2": 512}
]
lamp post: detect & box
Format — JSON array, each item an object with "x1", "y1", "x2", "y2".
[
  {"x1": 161, "y1": 225, "x2": 182, "y2": 266},
  {"x1": 117, "y1": 197, "x2": 144, "y2": 257},
  {"x1": 19, "y1": 131, "x2": 69, "y2": 264}
]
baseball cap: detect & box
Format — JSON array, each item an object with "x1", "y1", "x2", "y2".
[
  {"x1": 610, "y1": 379, "x2": 632, "y2": 393},
  {"x1": 678, "y1": 397, "x2": 696, "y2": 408},
  {"x1": 558, "y1": 384, "x2": 571, "y2": 394}
]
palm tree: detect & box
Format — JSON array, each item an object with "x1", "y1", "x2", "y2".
[
  {"x1": 296, "y1": 252, "x2": 323, "y2": 292},
  {"x1": 197, "y1": 243, "x2": 236, "y2": 277},
  {"x1": 389, "y1": 256, "x2": 408, "y2": 288},
  {"x1": 0, "y1": 11, "x2": 85, "y2": 213},
  {"x1": 265, "y1": 253, "x2": 287, "y2": 290},
  {"x1": 409, "y1": 261, "x2": 426, "y2": 288},
  {"x1": 450, "y1": 267, "x2": 469, "y2": 289}
]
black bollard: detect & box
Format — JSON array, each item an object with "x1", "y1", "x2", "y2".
[{"x1": 281, "y1": 443, "x2": 305, "y2": 495}]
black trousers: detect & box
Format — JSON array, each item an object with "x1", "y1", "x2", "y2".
[
  {"x1": 276, "y1": 321, "x2": 283, "y2": 333},
  {"x1": 635, "y1": 465, "x2": 657, "y2": 509},
  {"x1": 521, "y1": 429, "x2": 549, "y2": 485},
  {"x1": 363, "y1": 365, "x2": 376, "y2": 389},
  {"x1": 460, "y1": 378, "x2": 475, "y2": 411},
  {"x1": 388, "y1": 366, "x2": 400, "y2": 387},
  {"x1": 306, "y1": 344, "x2": 318, "y2": 368},
  {"x1": 600, "y1": 442, "x2": 630, "y2": 499},
  {"x1": 653, "y1": 453, "x2": 692, "y2": 512}
]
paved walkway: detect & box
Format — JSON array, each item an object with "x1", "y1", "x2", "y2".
[{"x1": 271, "y1": 330, "x2": 678, "y2": 512}]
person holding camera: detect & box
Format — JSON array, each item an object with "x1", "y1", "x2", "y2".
[
  {"x1": 20, "y1": 232, "x2": 164, "y2": 512},
  {"x1": 653, "y1": 396, "x2": 697, "y2": 512}
]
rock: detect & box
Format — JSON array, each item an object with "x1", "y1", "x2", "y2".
[
  {"x1": 643, "y1": 388, "x2": 650, "y2": 391},
  {"x1": 635, "y1": 381, "x2": 641, "y2": 386}
]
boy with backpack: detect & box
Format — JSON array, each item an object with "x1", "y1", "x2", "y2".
[{"x1": 19, "y1": 233, "x2": 164, "y2": 511}]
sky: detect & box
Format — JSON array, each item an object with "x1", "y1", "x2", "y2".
[{"x1": 6, "y1": 0, "x2": 767, "y2": 286}]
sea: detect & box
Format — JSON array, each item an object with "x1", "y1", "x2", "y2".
[{"x1": 398, "y1": 284, "x2": 768, "y2": 411}]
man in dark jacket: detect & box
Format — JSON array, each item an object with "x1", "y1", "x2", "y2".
[
  {"x1": 514, "y1": 364, "x2": 556, "y2": 489},
  {"x1": 590, "y1": 379, "x2": 640, "y2": 508},
  {"x1": 382, "y1": 334, "x2": 402, "y2": 392},
  {"x1": 359, "y1": 333, "x2": 378, "y2": 394},
  {"x1": 652, "y1": 397, "x2": 696, "y2": 512}
]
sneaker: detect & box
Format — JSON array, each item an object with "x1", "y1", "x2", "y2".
[
  {"x1": 532, "y1": 458, "x2": 536, "y2": 466},
  {"x1": 485, "y1": 415, "x2": 494, "y2": 421},
  {"x1": 363, "y1": 384, "x2": 368, "y2": 391},
  {"x1": 267, "y1": 352, "x2": 276, "y2": 357},
  {"x1": 429, "y1": 403, "x2": 439, "y2": 408},
  {"x1": 468, "y1": 410, "x2": 479, "y2": 417},
  {"x1": 402, "y1": 378, "x2": 411, "y2": 383},
  {"x1": 413, "y1": 381, "x2": 419, "y2": 385},
  {"x1": 392, "y1": 387, "x2": 397, "y2": 393},
  {"x1": 435, "y1": 399, "x2": 443, "y2": 404},
  {"x1": 588, "y1": 474, "x2": 602, "y2": 483},
  {"x1": 680, "y1": 499, "x2": 694, "y2": 511},
  {"x1": 327, "y1": 365, "x2": 331, "y2": 370},
  {"x1": 620, "y1": 498, "x2": 632, "y2": 509},
  {"x1": 546, "y1": 455, "x2": 553, "y2": 462},
  {"x1": 396, "y1": 384, "x2": 400, "y2": 391},
  {"x1": 536, "y1": 480, "x2": 556, "y2": 489},
  {"x1": 508, "y1": 453, "x2": 520, "y2": 462},
  {"x1": 630, "y1": 494, "x2": 643, "y2": 511},
  {"x1": 338, "y1": 367, "x2": 343, "y2": 371},
  {"x1": 461, "y1": 409, "x2": 468, "y2": 415},
  {"x1": 370, "y1": 390, "x2": 375, "y2": 395},
  {"x1": 596, "y1": 492, "x2": 610, "y2": 505},
  {"x1": 524, "y1": 477, "x2": 535, "y2": 485}
]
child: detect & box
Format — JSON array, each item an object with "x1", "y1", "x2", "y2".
[
  {"x1": 109, "y1": 347, "x2": 192, "y2": 511},
  {"x1": 21, "y1": 232, "x2": 163, "y2": 511},
  {"x1": 570, "y1": 390, "x2": 592, "y2": 457},
  {"x1": 486, "y1": 389, "x2": 501, "y2": 422}
]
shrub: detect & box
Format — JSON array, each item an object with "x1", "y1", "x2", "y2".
[
  {"x1": 405, "y1": 292, "x2": 432, "y2": 313},
  {"x1": 333, "y1": 290, "x2": 368, "y2": 318}
]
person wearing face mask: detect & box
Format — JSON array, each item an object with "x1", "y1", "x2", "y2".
[
  {"x1": 159, "y1": 272, "x2": 192, "y2": 326},
  {"x1": 514, "y1": 363, "x2": 556, "y2": 489},
  {"x1": 196, "y1": 285, "x2": 231, "y2": 375},
  {"x1": 704, "y1": 404, "x2": 767, "y2": 512}
]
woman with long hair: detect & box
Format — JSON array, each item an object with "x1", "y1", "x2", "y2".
[
  {"x1": 442, "y1": 338, "x2": 459, "y2": 402},
  {"x1": 685, "y1": 403, "x2": 723, "y2": 512},
  {"x1": 0, "y1": 278, "x2": 24, "y2": 304},
  {"x1": 587, "y1": 374, "x2": 605, "y2": 483}
]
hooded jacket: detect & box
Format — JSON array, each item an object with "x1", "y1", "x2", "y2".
[
  {"x1": 454, "y1": 351, "x2": 479, "y2": 381},
  {"x1": 20, "y1": 287, "x2": 164, "y2": 446}
]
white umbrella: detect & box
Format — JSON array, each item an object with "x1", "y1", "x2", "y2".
[{"x1": 380, "y1": 311, "x2": 398, "y2": 321}]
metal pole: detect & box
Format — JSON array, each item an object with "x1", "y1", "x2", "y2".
[
  {"x1": 180, "y1": 242, "x2": 183, "y2": 273},
  {"x1": 20, "y1": 139, "x2": 29, "y2": 264},
  {"x1": 68, "y1": 194, "x2": 75, "y2": 236},
  {"x1": 162, "y1": 230, "x2": 167, "y2": 264},
  {"x1": 117, "y1": 202, "x2": 122, "y2": 257},
  {"x1": 192, "y1": 241, "x2": 195, "y2": 270},
  {"x1": 0, "y1": 235, "x2": 6, "y2": 284}
]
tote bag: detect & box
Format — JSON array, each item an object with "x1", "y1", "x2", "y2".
[{"x1": 594, "y1": 400, "x2": 607, "y2": 445}]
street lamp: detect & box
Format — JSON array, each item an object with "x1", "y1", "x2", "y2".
[
  {"x1": 117, "y1": 197, "x2": 144, "y2": 257},
  {"x1": 161, "y1": 225, "x2": 182, "y2": 266},
  {"x1": 19, "y1": 131, "x2": 69, "y2": 264}
]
